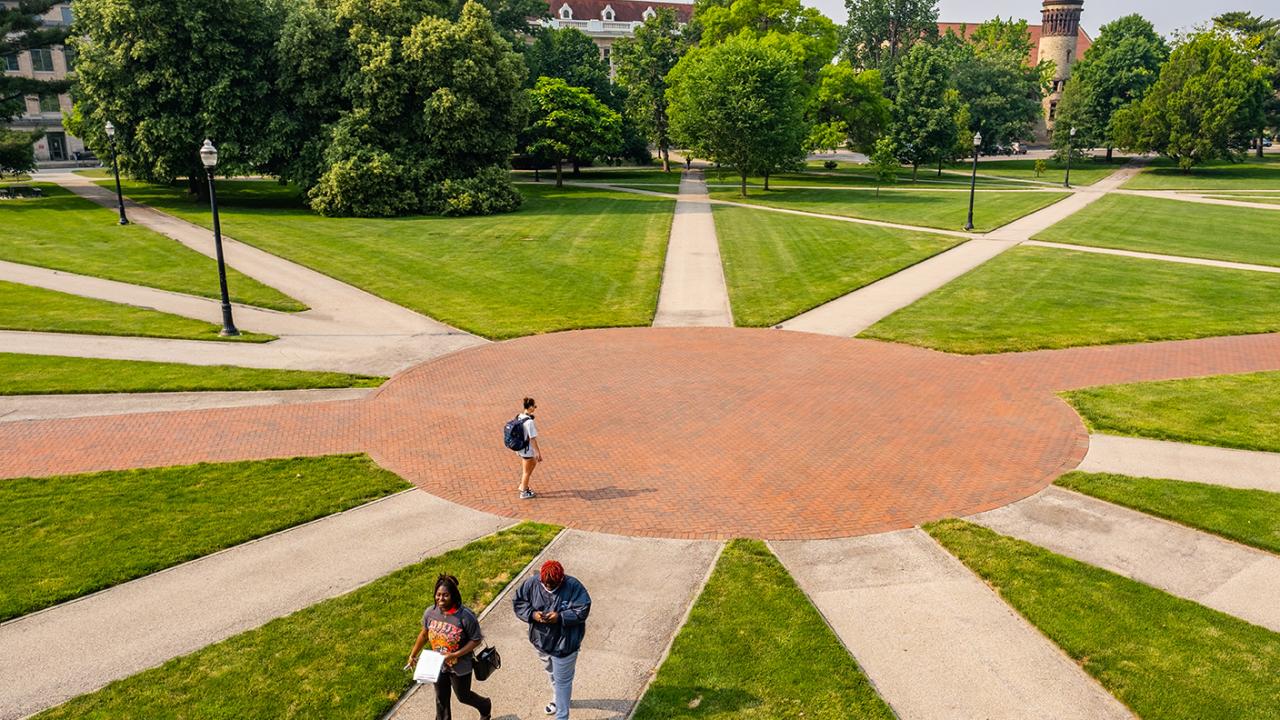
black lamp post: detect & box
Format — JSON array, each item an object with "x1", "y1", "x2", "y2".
[
  {"x1": 1064, "y1": 126, "x2": 1078, "y2": 188},
  {"x1": 104, "y1": 121, "x2": 129, "y2": 225},
  {"x1": 200, "y1": 139, "x2": 239, "y2": 337},
  {"x1": 965, "y1": 131, "x2": 982, "y2": 232}
]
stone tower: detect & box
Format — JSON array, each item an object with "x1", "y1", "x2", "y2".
[{"x1": 1038, "y1": 0, "x2": 1083, "y2": 138}]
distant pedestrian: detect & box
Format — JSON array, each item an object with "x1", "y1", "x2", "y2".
[
  {"x1": 510, "y1": 397, "x2": 542, "y2": 500},
  {"x1": 512, "y1": 560, "x2": 591, "y2": 720},
  {"x1": 407, "y1": 574, "x2": 492, "y2": 720}
]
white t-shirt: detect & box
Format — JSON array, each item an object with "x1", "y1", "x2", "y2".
[{"x1": 517, "y1": 414, "x2": 538, "y2": 458}]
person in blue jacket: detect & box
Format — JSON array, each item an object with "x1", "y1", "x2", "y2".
[{"x1": 512, "y1": 560, "x2": 591, "y2": 720}]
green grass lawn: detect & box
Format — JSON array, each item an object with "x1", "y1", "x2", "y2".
[
  {"x1": 1034, "y1": 194, "x2": 1280, "y2": 266},
  {"x1": 0, "y1": 455, "x2": 409, "y2": 621},
  {"x1": 706, "y1": 165, "x2": 1022, "y2": 189},
  {"x1": 1057, "y1": 472, "x2": 1280, "y2": 554},
  {"x1": 1205, "y1": 195, "x2": 1280, "y2": 205},
  {"x1": 714, "y1": 204, "x2": 960, "y2": 326},
  {"x1": 106, "y1": 180, "x2": 674, "y2": 339},
  {"x1": 861, "y1": 245, "x2": 1280, "y2": 353},
  {"x1": 632, "y1": 540, "x2": 894, "y2": 720},
  {"x1": 0, "y1": 353, "x2": 382, "y2": 395},
  {"x1": 708, "y1": 187, "x2": 1068, "y2": 233},
  {"x1": 944, "y1": 158, "x2": 1124, "y2": 186},
  {"x1": 0, "y1": 184, "x2": 303, "y2": 311},
  {"x1": 34, "y1": 522, "x2": 558, "y2": 719},
  {"x1": 1064, "y1": 371, "x2": 1280, "y2": 453},
  {"x1": 0, "y1": 280, "x2": 272, "y2": 342},
  {"x1": 1123, "y1": 155, "x2": 1280, "y2": 190},
  {"x1": 927, "y1": 519, "x2": 1280, "y2": 720}
]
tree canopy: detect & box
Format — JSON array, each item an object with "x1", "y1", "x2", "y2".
[
  {"x1": 525, "y1": 76, "x2": 622, "y2": 187},
  {"x1": 1214, "y1": 11, "x2": 1280, "y2": 155},
  {"x1": 809, "y1": 64, "x2": 890, "y2": 154},
  {"x1": 891, "y1": 43, "x2": 960, "y2": 176},
  {"x1": 613, "y1": 9, "x2": 687, "y2": 171},
  {"x1": 841, "y1": 0, "x2": 938, "y2": 79},
  {"x1": 942, "y1": 18, "x2": 1046, "y2": 152}
]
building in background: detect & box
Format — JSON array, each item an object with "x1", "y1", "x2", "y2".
[
  {"x1": 1, "y1": 1, "x2": 86, "y2": 165},
  {"x1": 537, "y1": 0, "x2": 693, "y2": 75}
]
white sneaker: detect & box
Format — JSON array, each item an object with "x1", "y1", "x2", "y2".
[{"x1": 544, "y1": 701, "x2": 556, "y2": 715}]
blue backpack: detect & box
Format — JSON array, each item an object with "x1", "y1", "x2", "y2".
[{"x1": 503, "y1": 415, "x2": 530, "y2": 452}]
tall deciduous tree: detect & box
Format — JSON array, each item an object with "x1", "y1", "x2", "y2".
[
  {"x1": 841, "y1": 0, "x2": 938, "y2": 80},
  {"x1": 613, "y1": 9, "x2": 685, "y2": 172},
  {"x1": 1112, "y1": 30, "x2": 1272, "y2": 170},
  {"x1": 945, "y1": 18, "x2": 1045, "y2": 153},
  {"x1": 695, "y1": 0, "x2": 838, "y2": 82},
  {"x1": 667, "y1": 33, "x2": 807, "y2": 195},
  {"x1": 1214, "y1": 11, "x2": 1280, "y2": 157},
  {"x1": 891, "y1": 42, "x2": 959, "y2": 179},
  {"x1": 1052, "y1": 14, "x2": 1168, "y2": 160},
  {"x1": 808, "y1": 64, "x2": 890, "y2": 154},
  {"x1": 524, "y1": 27, "x2": 614, "y2": 102},
  {"x1": 525, "y1": 76, "x2": 622, "y2": 187},
  {"x1": 69, "y1": 0, "x2": 279, "y2": 198}
]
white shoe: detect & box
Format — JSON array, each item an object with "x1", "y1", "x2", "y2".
[{"x1": 544, "y1": 701, "x2": 556, "y2": 715}]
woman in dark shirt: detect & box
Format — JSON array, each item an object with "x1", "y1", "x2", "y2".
[{"x1": 407, "y1": 574, "x2": 492, "y2": 720}]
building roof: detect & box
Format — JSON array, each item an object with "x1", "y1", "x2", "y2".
[
  {"x1": 937, "y1": 22, "x2": 1093, "y2": 67},
  {"x1": 544, "y1": 0, "x2": 693, "y2": 23}
]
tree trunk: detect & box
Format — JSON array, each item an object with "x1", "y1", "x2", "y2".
[
  {"x1": 661, "y1": 147, "x2": 670, "y2": 173},
  {"x1": 1106, "y1": 146, "x2": 1113, "y2": 162},
  {"x1": 534, "y1": 166, "x2": 540, "y2": 182},
  {"x1": 555, "y1": 160, "x2": 563, "y2": 188},
  {"x1": 937, "y1": 158, "x2": 943, "y2": 177},
  {"x1": 876, "y1": 183, "x2": 880, "y2": 198},
  {"x1": 1259, "y1": 133, "x2": 1266, "y2": 159},
  {"x1": 740, "y1": 171, "x2": 747, "y2": 197},
  {"x1": 912, "y1": 163, "x2": 918, "y2": 182},
  {"x1": 188, "y1": 174, "x2": 209, "y2": 201},
  {"x1": 763, "y1": 171, "x2": 770, "y2": 191},
  {"x1": 572, "y1": 159, "x2": 581, "y2": 176}
]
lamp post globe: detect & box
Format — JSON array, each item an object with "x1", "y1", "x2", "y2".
[
  {"x1": 965, "y1": 131, "x2": 982, "y2": 231},
  {"x1": 1065, "y1": 126, "x2": 1077, "y2": 188},
  {"x1": 105, "y1": 121, "x2": 129, "y2": 225},
  {"x1": 201, "y1": 139, "x2": 239, "y2": 337}
]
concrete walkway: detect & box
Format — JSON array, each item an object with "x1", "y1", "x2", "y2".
[
  {"x1": 0, "y1": 387, "x2": 375, "y2": 423},
  {"x1": 391, "y1": 531, "x2": 722, "y2": 720},
  {"x1": 1119, "y1": 188, "x2": 1280, "y2": 211},
  {"x1": 1024, "y1": 240, "x2": 1280, "y2": 274},
  {"x1": 652, "y1": 170, "x2": 734, "y2": 327},
  {"x1": 982, "y1": 162, "x2": 1147, "y2": 242},
  {"x1": 0, "y1": 490, "x2": 510, "y2": 720},
  {"x1": 1078, "y1": 435, "x2": 1280, "y2": 493},
  {"x1": 773, "y1": 530, "x2": 1131, "y2": 719},
  {"x1": 970, "y1": 486, "x2": 1280, "y2": 632}
]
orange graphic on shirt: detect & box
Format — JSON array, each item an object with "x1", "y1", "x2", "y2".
[{"x1": 428, "y1": 618, "x2": 464, "y2": 655}]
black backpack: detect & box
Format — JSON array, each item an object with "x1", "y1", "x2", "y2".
[{"x1": 503, "y1": 415, "x2": 530, "y2": 452}]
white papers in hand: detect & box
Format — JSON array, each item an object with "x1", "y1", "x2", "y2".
[{"x1": 414, "y1": 650, "x2": 446, "y2": 684}]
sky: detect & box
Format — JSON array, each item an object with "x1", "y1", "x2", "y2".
[{"x1": 799, "y1": 0, "x2": 1279, "y2": 37}]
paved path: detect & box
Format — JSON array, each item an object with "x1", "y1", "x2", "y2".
[
  {"x1": 1119, "y1": 189, "x2": 1280, "y2": 211},
  {"x1": 773, "y1": 530, "x2": 1132, "y2": 720},
  {"x1": 982, "y1": 162, "x2": 1146, "y2": 242},
  {"x1": 970, "y1": 486, "x2": 1280, "y2": 632},
  {"x1": 0, "y1": 490, "x2": 510, "y2": 720},
  {"x1": 0, "y1": 387, "x2": 374, "y2": 423},
  {"x1": 652, "y1": 170, "x2": 733, "y2": 327},
  {"x1": 1078, "y1": 435, "x2": 1280, "y2": 492},
  {"x1": 708, "y1": 197, "x2": 973, "y2": 239},
  {"x1": 392, "y1": 531, "x2": 721, "y2": 720},
  {"x1": 1024, "y1": 240, "x2": 1280, "y2": 274}
]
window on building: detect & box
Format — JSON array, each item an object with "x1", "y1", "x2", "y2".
[
  {"x1": 61, "y1": 6, "x2": 74, "y2": 25},
  {"x1": 2, "y1": 54, "x2": 18, "y2": 72},
  {"x1": 602, "y1": 47, "x2": 611, "y2": 62},
  {"x1": 31, "y1": 48, "x2": 55, "y2": 72},
  {"x1": 642, "y1": 7, "x2": 656, "y2": 20},
  {"x1": 63, "y1": 45, "x2": 76, "y2": 70},
  {"x1": 39, "y1": 94, "x2": 61, "y2": 113},
  {"x1": 602, "y1": 5, "x2": 614, "y2": 20},
  {"x1": 559, "y1": 4, "x2": 572, "y2": 19},
  {"x1": 1049, "y1": 100, "x2": 1058, "y2": 121}
]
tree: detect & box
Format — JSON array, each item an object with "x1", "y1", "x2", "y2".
[
  {"x1": 841, "y1": 0, "x2": 938, "y2": 79},
  {"x1": 612, "y1": 9, "x2": 685, "y2": 172},
  {"x1": 524, "y1": 27, "x2": 614, "y2": 101},
  {"x1": 945, "y1": 20, "x2": 1045, "y2": 153},
  {"x1": 1215, "y1": 12, "x2": 1280, "y2": 157},
  {"x1": 1052, "y1": 14, "x2": 1168, "y2": 160},
  {"x1": 870, "y1": 136, "x2": 897, "y2": 196},
  {"x1": 809, "y1": 64, "x2": 890, "y2": 154},
  {"x1": 695, "y1": 0, "x2": 838, "y2": 82},
  {"x1": 667, "y1": 33, "x2": 808, "y2": 196},
  {"x1": 69, "y1": 0, "x2": 280, "y2": 198},
  {"x1": 1112, "y1": 30, "x2": 1271, "y2": 171},
  {"x1": 890, "y1": 43, "x2": 959, "y2": 179},
  {"x1": 525, "y1": 77, "x2": 622, "y2": 187}
]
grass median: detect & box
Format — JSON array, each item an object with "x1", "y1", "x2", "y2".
[
  {"x1": 34, "y1": 522, "x2": 559, "y2": 719},
  {"x1": 1056, "y1": 471, "x2": 1280, "y2": 554},
  {"x1": 1123, "y1": 155, "x2": 1280, "y2": 190},
  {"x1": 632, "y1": 539, "x2": 894, "y2": 720},
  {"x1": 927, "y1": 519, "x2": 1280, "y2": 720},
  {"x1": 0, "y1": 455, "x2": 408, "y2": 621},
  {"x1": 0, "y1": 353, "x2": 383, "y2": 395}
]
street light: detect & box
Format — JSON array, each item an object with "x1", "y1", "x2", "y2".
[
  {"x1": 200, "y1": 139, "x2": 239, "y2": 337},
  {"x1": 104, "y1": 121, "x2": 128, "y2": 225},
  {"x1": 965, "y1": 131, "x2": 982, "y2": 231},
  {"x1": 1064, "y1": 126, "x2": 1078, "y2": 188}
]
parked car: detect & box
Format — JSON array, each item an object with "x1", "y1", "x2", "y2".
[{"x1": 1011, "y1": 142, "x2": 1028, "y2": 155}]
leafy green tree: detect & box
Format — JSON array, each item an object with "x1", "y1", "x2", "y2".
[
  {"x1": 869, "y1": 135, "x2": 897, "y2": 196},
  {"x1": 1052, "y1": 14, "x2": 1168, "y2": 160},
  {"x1": 695, "y1": 0, "x2": 838, "y2": 82},
  {"x1": 942, "y1": 20, "x2": 1044, "y2": 153},
  {"x1": 613, "y1": 9, "x2": 685, "y2": 172},
  {"x1": 524, "y1": 27, "x2": 613, "y2": 101},
  {"x1": 68, "y1": 0, "x2": 280, "y2": 198},
  {"x1": 808, "y1": 64, "x2": 890, "y2": 154},
  {"x1": 1112, "y1": 30, "x2": 1272, "y2": 171},
  {"x1": 525, "y1": 76, "x2": 622, "y2": 187},
  {"x1": 668, "y1": 33, "x2": 807, "y2": 196},
  {"x1": 450, "y1": 0, "x2": 547, "y2": 41},
  {"x1": 1214, "y1": 11, "x2": 1280, "y2": 157},
  {"x1": 841, "y1": 0, "x2": 938, "y2": 79},
  {"x1": 891, "y1": 43, "x2": 959, "y2": 179}
]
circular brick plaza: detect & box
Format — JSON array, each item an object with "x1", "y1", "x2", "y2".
[{"x1": 367, "y1": 327, "x2": 1088, "y2": 539}]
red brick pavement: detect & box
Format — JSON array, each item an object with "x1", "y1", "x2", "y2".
[{"x1": 3, "y1": 328, "x2": 1279, "y2": 539}]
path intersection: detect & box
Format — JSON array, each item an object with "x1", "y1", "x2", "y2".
[{"x1": 4, "y1": 159, "x2": 1280, "y2": 718}]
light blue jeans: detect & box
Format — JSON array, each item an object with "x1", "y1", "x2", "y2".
[{"x1": 539, "y1": 650, "x2": 578, "y2": 720}]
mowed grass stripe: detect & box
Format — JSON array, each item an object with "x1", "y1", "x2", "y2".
[
  {"x1": 1122, "y1": 155, "x2": 1280, "y2": 190},
  {"x1": 632, "y1": 539, "x2": 894, "y2": 720},
  {"x1": 0, "y1": 280, "x2": 273, "y2": 342},
  {"x1": 861, "y1": 245, "x2": 1280, "y2": 353},
  {"x1": 713, "y1": 204, "x2": 959, "y2": 327},
  {"x1": 0, "y1": 353, "x2": 384, "y2": 395},
  {"x1": 926, "y1": 519, "x2": 1280, "y2": 720},
  {"x1": 1034, "y1": 194, "x2": 1280, "y2": 267},
  {"x1": 1064, "y1": 370, "x2": 1280, "y2": 454},
  {"x1": 0, "y1": 184, "x2": 303, "y2": 311},
  {"x1": 1057, "y1": 471, "x2": 1280, "y2": 555},
  {"x1": 0, "y1": 455, "x2": 408, "y2": 621},
  {"x1": 34, "y1": 523, "x2": 559, "y2": 720}
]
